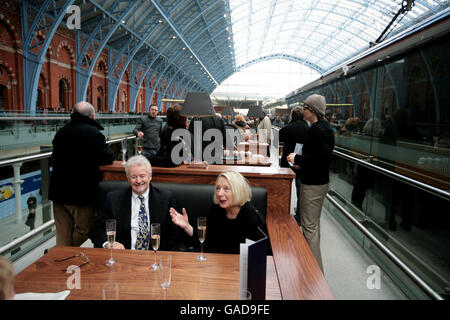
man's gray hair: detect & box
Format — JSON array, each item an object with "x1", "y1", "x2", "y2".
[
  {"x1": 125, "y1": 155, "x2": 152, "y2": 178},
  {"x1": 73, "y1": 101, "x2": 95, "y2": 117}
]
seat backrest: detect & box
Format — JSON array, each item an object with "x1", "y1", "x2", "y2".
[{"x1": 97, "y1": 180, "x2": 267, "y2": 226}]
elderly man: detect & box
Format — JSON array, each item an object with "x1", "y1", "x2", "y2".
[
  {"x1": 89, "y1": 155, "x2": 182, "y2": 250},
  {"x1": 287, "y1": 94, "x2": 335, "y2": 272},
  {"x1": 133, "y1": 104, "x2": 163, "y2": 160},
  {"x1": 49, "y1": 101, "x2": 113, "y2": 247}
]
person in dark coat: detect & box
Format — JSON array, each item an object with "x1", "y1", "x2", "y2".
[
  {"x1": 279, "y1": 107, "x2": 309, "y2": 224},
  {"x1": 287, "y1": 94, "x2": 335, "y2": 272},
  {"x1": 150, "y1": 104, "x2": 190, "y2": 167},
  {"x1": 189, "y1": 114, "x2": 227, "y2": 164},
  {"x1": 132, "y1": 104, "x2": 163, "y2": 160},
  {"x1": 49, "y1": 101, "x2": 113, "y2": 246},
  {"x1": 169, "y1": 170, "x2": 269, "y2": 254}
]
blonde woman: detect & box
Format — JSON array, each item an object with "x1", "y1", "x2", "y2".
[{"x1": 169, "y1": 170, "x2": 267, "y2": 254}]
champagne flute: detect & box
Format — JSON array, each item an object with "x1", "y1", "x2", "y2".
[
  {"x1": 106, "y1": 219, "x2": 116, "y2": 267},
  {"x1": 150, "y1": 223, "x2": 160, "y2": 271},
  {"x1": 121, "y1": 138, "x2": 127, "y2": 164},
  {"x1": 102, "y1": 282, "x2": 119, "y2": 300},
  {"x1": 159, "y1": 254, "x2": 172, "y2": 300},
  {"x1": 196, "y1": 217, "x2": 207, "y2": 261},
  {"x1": 137, "y1": 137, "x2": 143, "y2": 155}
]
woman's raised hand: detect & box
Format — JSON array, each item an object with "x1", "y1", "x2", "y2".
[{"x1": 169, "y1": 207, "x2": 193, "y2": 236}]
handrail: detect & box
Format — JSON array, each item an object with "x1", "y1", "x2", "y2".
[
  {"x1": 325, "y1": 194, "x2": 444, "y2": 300},
  {"x1": 333, "y1": 148, "x2": 450, "y2": 201},
  {"x1": 0, "y1": 115, "x2": 143, "y2": 121},
  {"x1": 0, "y1": 220, "x2": 55, "y2": 255},
  {"x1": 0, "y1": 135, "x2": 137, "y2": 168}
]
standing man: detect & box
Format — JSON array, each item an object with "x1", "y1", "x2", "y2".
[
  {"x1": 287, "y1": 94, "x2": 335, "y2": 272},
  {"x1": 89, "y1": 155, "x2": 183, "y2": 250},
  {"x1": 133, "y1": 104, "x2": 163, "y2": 160},
  {"x1": 49, "y1": 101, "x2": 114, "y2": 247},
  {"x1": 279, "y1": 107, "x2": 309, "y2": 225}
]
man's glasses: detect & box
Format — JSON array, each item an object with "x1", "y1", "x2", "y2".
[{"x1": 54, "y1": 252, "x2": 90, "y2": 272}]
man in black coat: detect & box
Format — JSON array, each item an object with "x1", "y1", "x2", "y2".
[
  {"x1": 49, "y1": 101, "x2": 113, "y2": 246},
  {"x1": 279, "y1": 107, "x2": 309, "y2": 224},
  {"x1": 189, "y1": 114, "x2": 227, "y2": 164},
  {"x1": 89, "y1": 155, "x2": 183, "y2": 250},
  {"x1": 287, "y1": 94, "x2": 335, "y2": 272}
]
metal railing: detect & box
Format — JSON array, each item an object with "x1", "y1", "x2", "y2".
[
  {"x1": 333, "y1": 148, "x2": 450, "y2": 202},
  {"x1": 325, "y1": 193, "x2": 444, "y2": 300},
  {"x1": 0, "y1": 135, "x2": 136, "y2": 255}
]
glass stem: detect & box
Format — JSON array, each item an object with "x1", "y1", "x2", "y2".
[
  {"x1": 110, "y1": 246, "x2": 113, "y2": 261},
  {"x1": 164, "y1": 288, "x2": 167, "y2": 300},
  {"x1": 200, "y1": 242, "x2": 204, "y2": 258},
  {"x1": 154, "y1": 250, "x2": 157, "y2": 265}
]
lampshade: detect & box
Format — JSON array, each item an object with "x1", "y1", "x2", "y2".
[
  {"x1": 181, "y1": 92, "x2": 216, "y2": 117},
  {"x1": 221, "y1": 107, "x2": 236, "y2": 116},
  {"x1": 247, "y1": 105, "x2": 265, "y2": 118}
]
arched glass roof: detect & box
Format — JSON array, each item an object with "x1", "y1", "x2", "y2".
[
  {"x1": 229, "y1": 0, "x2": 449, "y2": 75},
  {"x1": 63, "y1": 0, "x2": 448, "y2": 99}
]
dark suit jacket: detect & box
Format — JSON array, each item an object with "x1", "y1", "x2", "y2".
[{"x1": 89, "y1": 183, "x2": 182, "y2": 250}]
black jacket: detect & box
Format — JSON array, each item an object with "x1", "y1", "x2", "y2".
[
  {"x1": 89, "y1": 184, "x2": 183, "y2": 250},
  {"x1": 150, "y1": 126, "x2": 190, "y2": 167},
  {"x1": 189, "y1": 116, "x2": 226, "y2": 163},
  {"x1": 279, "y1": 120, "x2": 309, "y2": 171},
  {"x1": 200, "y1": 202, "x2": 269, "y2": 254},
  {"x1": 48, "y1": 112, "x2": 113, "y2": 206},
  {"x1": 294, "y1": 120, "x2": 335, "y2": 185},
  {"x1": 132, "y1": 115, "x2": 163, "y2": 150}
]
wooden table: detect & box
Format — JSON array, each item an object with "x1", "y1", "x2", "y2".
[
  {"x1": 100, "y1": 162, "x2": 334, "y2": 300},
  {"x1": 14, "y1": 246, "x2": 281, "y2": 300}
]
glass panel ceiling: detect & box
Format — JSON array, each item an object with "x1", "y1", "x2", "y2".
[{"x1": 228, "y1": 0, "x2": 449, "y2": 74}]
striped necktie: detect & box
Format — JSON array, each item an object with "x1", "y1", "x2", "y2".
[{"x1": 135, "y1": 195, "x2": 149, "y2": 250}]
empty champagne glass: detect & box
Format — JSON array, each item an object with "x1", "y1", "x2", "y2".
[
  {"x1": 159, "y1": 254, "x2": 172, "y2": 300},
  {"x1": 196, "y1": 217, "x2": 207, "y2": 261},
  {"x1": 121, "y1": 138, "x2": 127, "y2": 164},
  {"x1": 137, "y1": 137, "x2": 143, "y2": 155},
  {"x1": 106, "y1": 219, "x2": 116, "y2": 267},
  {"x1": 102, "y1": 282, "x2": 119, "y2": 300},
  {"x1": 150, "y1": 223, "x2": 160, "y2": 271}
]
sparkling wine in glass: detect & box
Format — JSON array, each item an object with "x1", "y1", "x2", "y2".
[
  {"x1": 159, "y1": 254, "x2": 172, "y2": 300},
  {"x1": 150, "y1": 223, "x2": 160, "y2": 271},
  {"x1": 137, "y1": 137, "x2": 143, "y2": 155},
  {"x1": 121, "y1": 138, "x2": 127, "y2": 164},
  {"x1": 197, "y1": 217, "x2": 207, "y2": 261},
  {"x1": 106, "y1": 219, "x2": 116, "y2": 267}
]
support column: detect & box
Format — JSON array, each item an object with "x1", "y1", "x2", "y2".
[{"x1": 12, "y1": 163, "x2": 24, "y2": 224}]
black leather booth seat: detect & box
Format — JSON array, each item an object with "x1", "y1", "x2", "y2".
[{"x1": 98, "y1": 180, "x2": 267, "y2": 228}]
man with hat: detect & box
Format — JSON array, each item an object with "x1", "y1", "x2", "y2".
[{"x1": 287, "y1": 94, "x2": 335, "y2": 272}]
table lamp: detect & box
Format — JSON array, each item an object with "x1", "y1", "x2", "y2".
[
  {"x1": 181, "y1": 92, "x2": 216, "y2": 168},
  {"x1": 246, "y1": 105, "x2": 265, "y2": 118}
]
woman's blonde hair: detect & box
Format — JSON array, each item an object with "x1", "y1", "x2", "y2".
[
  {"x1": 0, "y1": 256, "x2": 14, "y2": 300},
  {"x1": 235, "y1": 114, "x2": 246, "y2": 123},
  {"x1": 213, "y1": 170, "x2": 252, "y2": 207}
]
